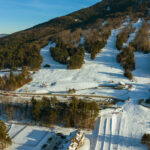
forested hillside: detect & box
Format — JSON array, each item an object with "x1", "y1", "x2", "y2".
[
  {"x1": 0, "y1": 34, "x2": 8, "y2": 38},
  {"x1": 0, "y1": 0, "x2": 149, "y2": 69}
]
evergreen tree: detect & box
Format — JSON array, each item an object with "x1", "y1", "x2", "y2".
[
  {"x1": 31, "y1": 98, "x2": 42, "y2": 121},
  {"x1": 0, "y1": 120, "x2": 12, "y2": 149}
]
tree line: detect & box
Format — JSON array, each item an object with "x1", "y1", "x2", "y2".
[
  {"x1": 130, "y1": 21, "x2": 150, "y2": 53},
  {"x1": 117, "y1": 46, "x2": 135, "y2": 80},
  {"x1": 0, "y1": 120, "x2": 12, "y2": 150},
  {"x1": 0, "y1": 0, "x2": 149, "y2": 69},
  {"x1": 84, "y1": 29, "x2": 111, "y2": 59},
  {"x1": 0, "y1": 43, "x2": 43, "y2": 70},
  {"x1": 84, "y1": 16, "x2": 125, "y2": 60},
  {"x1": 145, "y1": 97, "x2": 150, "y2": 104},
  {"x1": 0, "y1": 67, "x2": 32, "y2": 91},
  {"x1": 50, "y1": 41, "x2": 85, "y2": 69},
  {"x1": 116, "y1": 20, "x2": 150, "y2": 80},
  {"x1": 31, "y1": 96, "x2": 99, "y2": 129},
  {"x1": 141, "y1": 133, "x2": 150, "y2": 149},
  {"x1": 116, "y1": 24, "x2": 135, "y2": 50},
  {"x1": 0, "y1": 96, "x2": 99, "y2": 129}
]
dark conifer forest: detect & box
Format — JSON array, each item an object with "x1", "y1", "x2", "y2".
[
  {"x1": 0, "y1": 0, "x2": 149, "y2": 69},
  {"x1": 0, "y1": 67, "x2": 32, "y2": 90}
]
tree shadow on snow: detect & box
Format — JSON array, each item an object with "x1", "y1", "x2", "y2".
[
  {"x1": 16, "y1": 129, "x2": 49, "y2": 150},
  {"x1": 88, "y1": 132, "x2": 146, "y2": 150},
  {"x1": 98, "y1": 71, "x2": 125, "y2": 80}
]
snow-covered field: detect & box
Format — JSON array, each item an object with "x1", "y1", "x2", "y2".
[
  {"x1": 3, "y1": 19, "x2": 150, "y2": 150},
  {"x1": 7, "y1": 124, "x2": 54, "y2": 150},
  {"x1": 6, "y1": 124, "x2": 77, "y2": 150}
]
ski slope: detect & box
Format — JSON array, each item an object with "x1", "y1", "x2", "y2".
[
  {"x1": 89, "y1": 19, "x2": 150, "y2": 150},
  {"x1": 133, "y1": 52, "x2": 150, "y2": 84},
  {"x1": 91, "y1": 103, "x2": 150, "y2": 150},
  {"x1": 15, "y1": 19, "x2": 150, "y2": 150},
  {"x1": 18, "y1": 28, "x2": 130, "y2": 97},
  {"x1": 17, "y1": 20, "x2": 149, "y2": 100}
]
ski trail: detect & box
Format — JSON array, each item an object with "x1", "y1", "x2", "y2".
[
  {"x1": 110, "y1": 114, "x2": 117, "y2": 150},
  {"x1": 113, "y1": 114, "x2": 122, "y2": 150},
  {"x1": 103, "y1": 117, "x2": 111, "y2": 150},
  {"x1": 117, "y1": 114, "x2": 125, "y2": 150},
  {"x1": 95, "y1": 116, "x2": 104, "y2": 150},
  {"x1": 108, "y1": 118, "x2": 112, "y2": 150},
  {"x1": 100, "y1": 118, "x2": 107, "y2": 150},
  {"x1": 91, "y1": 117, "x2": 101, "y2": 150},
  {"x1": 95, "y1": 116, "x2": 105, "y2": 150}
]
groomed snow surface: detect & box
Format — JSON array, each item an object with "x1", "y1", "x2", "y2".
[
  {"x1": 6, "y1": 19, "x2": 150, "y2": 150},
  {"x1": 91, "y1": 103, "x2": 150, "y2": 150},
  {"x1": 18, "y1": 29, "x2": 131, "y2": 96}
]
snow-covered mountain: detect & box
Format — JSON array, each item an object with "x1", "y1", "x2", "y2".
[
  {"x1": 0, "y1": 0, "x2": 149, "y2": 69},
  {"x1": 0, "y1": 1, "x2": 150, "y2": 150}
]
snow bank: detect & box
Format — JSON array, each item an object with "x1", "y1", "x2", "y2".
[{"x1": 79, "y1": 138, "x2": 90, "y2": 150}]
